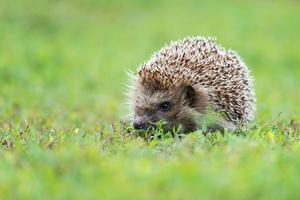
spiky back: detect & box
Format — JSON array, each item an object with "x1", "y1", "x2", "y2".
[{"x1": 137, "y1": 37, "x2": 255, "y2": 126}]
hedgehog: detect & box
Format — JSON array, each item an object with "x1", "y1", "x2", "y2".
[{"x1": 128, "y1": 36, "x2": 255, "y2": 133}]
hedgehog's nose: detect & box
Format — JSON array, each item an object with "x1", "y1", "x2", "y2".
[{"x1": 133, "y1": 121, "x2": 145, "y2": 129}]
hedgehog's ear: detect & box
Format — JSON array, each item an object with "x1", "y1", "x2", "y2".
[
  {"x1": 183, "y1": 85, "x2": 196, "y2": 106},
  {"x1": 182, "y1": 84, "x2": 208, "y2": 111}
]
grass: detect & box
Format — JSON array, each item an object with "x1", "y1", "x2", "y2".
[{"x1": 0, "y1": 0, "x2": 300, "y2": 199}]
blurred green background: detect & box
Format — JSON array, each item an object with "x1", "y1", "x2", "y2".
[
  {"x1": 0, "y1": 0, "x2": 300, "y2": 199},
  {"x1": 1, "y1": 0, "x2": 299, "y2": 126}
]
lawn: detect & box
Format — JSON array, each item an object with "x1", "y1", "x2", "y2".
[{"x1": 0, "y1": 0, "x2": 300, "y2": 199}]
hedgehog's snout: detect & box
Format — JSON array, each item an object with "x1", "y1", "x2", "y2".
[
  {"x1": 133, "y1": 116, "x2": 149, "y2": 130},
  {"x1": 133, "y1": 114, "x2": 160, "y2": 130},
  {"x1": 133, "y1": 120, "x2": 145, "y2": 130}
]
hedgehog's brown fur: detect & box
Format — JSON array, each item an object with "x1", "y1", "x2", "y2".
[{"x1": 129, "y1": 36, "x2": 255, "y2": 133}]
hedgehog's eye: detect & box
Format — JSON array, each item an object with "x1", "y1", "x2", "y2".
[{"x1": 158, "y1": 102, "x2": 171, "y2": 112}]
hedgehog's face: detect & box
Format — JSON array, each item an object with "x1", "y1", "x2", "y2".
[{"x1": 133, "y1": 84, "x2": 206, "y2": 133}]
